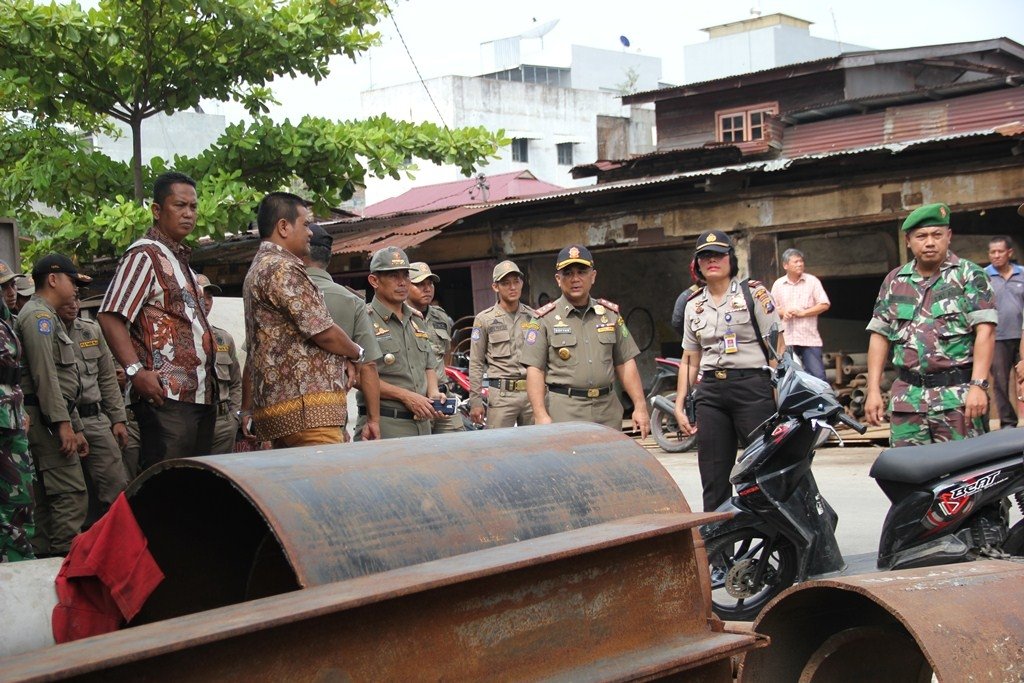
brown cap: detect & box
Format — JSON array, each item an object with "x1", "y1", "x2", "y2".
[
  {"x1": 492, "y1": 260, "x2": 524, "y2": 282},
  {"x1": 369, "y1": 246, "x2": 411, "y2": 273},
  {"x1": 0, "y1": 260, "x2": 24, "y2": 285},
  {"x1": 14, "y1": 275, "x2": 34, "y2": 297},
  {"x1": 409, "y1": 262, "x2": 440, "y2": 284},
  {"x1": 195, "y1": 273, "x2": 222, "y2": 295}
]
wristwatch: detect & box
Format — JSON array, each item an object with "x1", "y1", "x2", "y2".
[
  {"x1": 351, "y1": 344, "x2": 365, "y2": 364},
  {"x1": 968, "y1": 378, "x2": 990, "y2": 389},
  {"x1": 125, "y1": 361, "x2": 144, "y2": 379}
]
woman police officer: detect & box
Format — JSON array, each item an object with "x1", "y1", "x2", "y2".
[{"x1": 673, "y1": 230, "x2": 782, "y2": 512}]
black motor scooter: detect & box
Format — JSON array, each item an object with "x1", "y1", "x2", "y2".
[{"x1": 700, "y1": 340, "x2": 1024, "y2": 621}]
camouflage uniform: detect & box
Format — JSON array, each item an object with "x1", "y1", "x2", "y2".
[
  {"x1": 0, "y1": 301, "x2": 33, "y2": 562},
  {"x1": 867, "y1": 253, "x2": 997, "y2": 446}
]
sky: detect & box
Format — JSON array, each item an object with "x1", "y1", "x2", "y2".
[{"x1": 204, "y1": 0, "x2": 1024, "y2": 124}]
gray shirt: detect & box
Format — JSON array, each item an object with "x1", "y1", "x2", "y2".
[{"x1": 985, "y1": 263, "x2": 1024, "y2": 340}]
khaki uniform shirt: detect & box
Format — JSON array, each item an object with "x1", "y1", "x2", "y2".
[
  {"x1": 468, "y1": 302, "x2": 535, "y2": 408},
  {"x1": 682, "y1": 277, "x2": 780, "y2": 371},
  {"x1": 360, "y1": 297, "x2": 432, "y2": 412},
  {"x1": 69, "y1": 317, "x2": 126, "y2": 424},
  {"x1": 306, "y1": 268, "x2": 382, "y2": 364},
  {"x1": 521, "y1": 295, "x2": 639, "y2": 388},
  {"x1": 212, "y1": 326, "x2": 242, "y2": 412},
  {"x1": 422, "y1": 305, "x2": 453, "y2": 378},
  {"x1": 16, "y1": 296, "x2": 83, "y2": 431}
]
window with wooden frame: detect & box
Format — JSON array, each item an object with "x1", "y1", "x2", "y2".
[
  {"x1": 511, "y1": 138, "x2": 529, "y2": 162},
  {"x1": 715, "y1": 103, "x2": 778, "y2": 143}
]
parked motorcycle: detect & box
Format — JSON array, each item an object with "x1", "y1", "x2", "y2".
[
  {"x1": 647, "y1": 357, "x2": 697, "y2": 453},
  {"x1": 700, "y1": 341, "x2": 1024, "y2": 621},
  {"x1": 445, "y1": 365, "x2": 485, "y2": 430}
]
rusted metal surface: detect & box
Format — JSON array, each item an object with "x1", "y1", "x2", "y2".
[
  {"x1": 0, "y1": 514, "x2": 765, "y2": 682},
  {"x1": 124, "y1": 422, "x2": 692, "y2": 622},
  {"x1": 740, "y1": 560, "x2": 1024, "y2": 682}
]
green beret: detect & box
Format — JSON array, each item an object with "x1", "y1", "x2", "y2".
[{"x1": 902, "y1": 203, "x2": 950, "y2": 232}]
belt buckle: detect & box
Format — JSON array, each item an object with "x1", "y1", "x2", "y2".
[
  {"x1": 514, "y1": 380, "x2": 526, "y2": 391},
  {"x1": 586, "y1": 388, "x2": 600, "y2": 398},
  {"x1": 715, "y1": 370, "x2": 727, "y2": 380}
]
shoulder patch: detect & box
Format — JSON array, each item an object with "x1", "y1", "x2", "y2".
[
  {"x1": 747, "y1": 279, "x2": 775, "y2": 314},
  {"x1": 37, "y1": 317, "x2": 53, "y2": 336},
  {"x1": 534, "y1": 302, "x2": 557, "y2": 318},
  {"x1": 685, "y1": 284, "x2": 705, "y2": 302},
  {"x1": 471, "y1": 327, "x2": 481, "y2": 342},
  {"x1": 595, "y1": 298, "x2": 620, "y2": 314}
]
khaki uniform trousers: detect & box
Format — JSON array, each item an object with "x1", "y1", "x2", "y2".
[
  {"x1": 548, "y1": 392, "x2": 622, "y2": 432},
  {"x1": 121, "y1": 412, "x2": 141, "y2": 481},
  {"x1": 27, "y1": 406, "x2": 86, "y2": 556},
  {"x1": 80, "y1": 413, "x2": 128, "y2": 525},
  {"x1": 211, "y1": 409, "x2": 239, "y2": 455},
  {"x1": 486, "y1": 389, "x2": 534, "y2": 428}
]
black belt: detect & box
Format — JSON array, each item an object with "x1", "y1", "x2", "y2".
[
  {"x1": 701, "y1": 368, "x2": 767, "y2": 382},
  {"x1": 898, "y1": 365, "x2": 973, "y2": 388},
  {"x1": 358, "y1": 405, "x2": 416, "y2": 420},
  {"x1": 488, "y1": 378, "x2": 527, "y2": 392},
  {"x1": 217, "y1": 401, "x2": 231, "y2": 417},
  {"x1": 78, "y1": 402, "x2": 101, "y2": 418},
  {"x1": 0, "y1": 366, "x2": 19, "y2": 385},
  {"x1": 547, "y1": 384, "x2": 612, "y2": 398}
]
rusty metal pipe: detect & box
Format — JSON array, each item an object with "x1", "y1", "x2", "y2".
[{"x1": 739, "y1": 560, "x2": 1024, "y2": 682}]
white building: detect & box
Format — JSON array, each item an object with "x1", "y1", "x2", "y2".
[
  {"x1": 89, "y1": 110, "x2": 226, "y2": 165},
  {"x1": 360, "y1": 41, "x2": 659, "y2": 207},
  {"x1": 684, "y1": 13, "x2": 872, "y2": 84}
]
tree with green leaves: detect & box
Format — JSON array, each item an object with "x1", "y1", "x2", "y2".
[{"x1": 0, "y1": 0, "x2": 505, "y2": 264}]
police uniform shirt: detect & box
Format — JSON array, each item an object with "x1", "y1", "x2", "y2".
[
  {"x1": 468, "y1": 302, "x2": 535, "y2": 407},
  {"x1": 682, "y1": 277, "x2": 779, "y2": 371},
  {"x1": 15, "y1": 296, "x2": 83, "y2": 431},
  {"x1": 521, "y1": 295, "x2": 639, "y2": 388},
  {"x1": 360, "y1": 297, "x2": 432, "y2": 410},
  {"x1": 424, "y1": 305, "x2": 453, "y2": 378},
  {"x1": 69, "y1": 317, "x2": 126, "y2": 424}
]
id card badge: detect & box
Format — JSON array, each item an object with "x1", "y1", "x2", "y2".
[{"x1": 723, "y1": 332, "x2": 738, "y2": 354}]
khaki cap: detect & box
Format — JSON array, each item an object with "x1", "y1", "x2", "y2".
[
  {"x1": 0, "y1": 260, "x2": 24, "y2": 285},
  {"x1": 492, "y1": 260, "x2": 524, "y2": 282},
  {"x1": 409, "y1": 262, "x2": 440, "y2": 284}
]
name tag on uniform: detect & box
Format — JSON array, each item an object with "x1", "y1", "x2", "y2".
[
  {"x1": 414, "y1": 330, "x2": 429, "y2": 339},
  {"x1": 432, "y1": 321, "x2": 447, "y2": 331},
  {"x1": 723, "y1": 332, "x2": 738, "y2": 354},
  {"x1": 79, "y1": 339, "x2": 99, "y2": 348},
  {"x1": 217, "y1": 343, "x2": 229, "y2": 352},
  {"x1": 553, "y1": 325, "x2": 572, "y2": 334},
  {"x1": 596, "y1": 325, "x2": 615, "y2": 333}
]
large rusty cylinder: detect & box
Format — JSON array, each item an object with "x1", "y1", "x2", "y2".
[
  {"x1": 0, "y1": 514, "x2": 765, "y2": 682},
  {"x1": 739, "y1": 560, "x2": 1024, "y2": 682},
  {"x1": 123, "y1": 422, "x2": 694, "y2": 623}
]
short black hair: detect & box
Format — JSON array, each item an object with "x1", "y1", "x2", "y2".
[
  {"x1": 153, "y1": 172, "x2": 196, "y2": 206},
  {"x1": 256, "y1": 192, "x2": 310, "y2": 238},
  {"x1": 989, "y1": 235, "x2": 1014, "y2": 250},
  {"x1": 308, "y1": 242, "x2": 332, "y2": 267}
]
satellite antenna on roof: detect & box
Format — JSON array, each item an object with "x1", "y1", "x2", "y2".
[
  {"x1": 520, "y1": 18, "x2": 558, "y2": 47},
  {"x1": 620, "y1": 35, "x2": 630, "y2": 50}
]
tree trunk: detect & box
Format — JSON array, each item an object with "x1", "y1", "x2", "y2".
[{"x1": 131, "y1": 115, "x2": 144, "y2": 205}]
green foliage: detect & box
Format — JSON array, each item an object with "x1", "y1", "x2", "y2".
[{"x1": 0, "y1": 0, "x2": 507, "y2": 267}]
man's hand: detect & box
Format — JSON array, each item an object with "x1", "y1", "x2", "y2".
[
  {"x1": 534, "y1": 413, "x2": 553, "y2": 425},
  {"x1": 632, "y1": 405, "x2": 650, "y2": 440},
  {"x1": 344, "y1": 359, "x2": 358, "y2": 391},
  {"x1": 57, "y1": 422, "x2": 78, "y2": 456},
  {"x1": 964, "y1": 384, "x2": 988, "y2": 420},
  {"x1": 111, "y1": 421, "x2": 129, "y2": 450},
  {"x1": 402, "y1": 390, "x2": 444, "y2": 420},
  {"x1": 673, "y1": 405, "x2": 696, "y2": 436},
  {"x1": 75, "y1": 431, "x2": 89, "y2": 457},
  {"x1": 864, "y1": 389, "x2": 886, "y2": 426},
  {"x1": 239, "y1": 411, "x2": 256, "y2": 440},
  {"x1": 469, "y1": 405, "x2": 486, "y2": 426},
  {"x1": 360, "y1": 419, "x2": 381, "y2": 441},
  {"x1": 131, "y1": 369, "x2": 165, "y2": 406}
]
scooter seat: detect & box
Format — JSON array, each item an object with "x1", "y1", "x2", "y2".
[{"x1": 870, "y1": 427, "x2": 1024, "y2": 485}]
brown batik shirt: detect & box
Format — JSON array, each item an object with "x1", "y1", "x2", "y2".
[{"x1": 243, "y1": 241, "x2": 346, "y2": 441}]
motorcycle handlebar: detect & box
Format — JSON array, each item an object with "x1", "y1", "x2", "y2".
[{"x1": 837, "y1": 412, "x2": 867, "y2": 434}]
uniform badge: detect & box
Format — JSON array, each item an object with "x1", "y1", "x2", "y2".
[
  {"x1": 600, "y1": 315, "x2": 609, "y2": 323},
  {"x1": 37, "y1": 318, "x2": 52, "y2": 335},
  {"x1": 558, "y1": 348, "x2": 571, "y2": 360},
  {"x1": 80, "y1": 338, "x2": 99, "y2": 348},
  {"x1": 553, "y1": 325, "x2": 572, "y2": 335},
  {"x1": 594, "y1": 304, "x2": 605, "y2": 315},
  {"x1": 694, "y1": 304, "x2": 704, "y2": 314},
  {"x1": 471, "y1": 327, "x2": 481, "y2": 341},
  {"x1": 383, "y1": 353, "x2": 396, "y2": 365},
  {"x1": 526, "y1": 329, "x2": 538, "y2": 345},
  {"x1": 217, "y1": 343, "x2": 229, "y2": 352}
]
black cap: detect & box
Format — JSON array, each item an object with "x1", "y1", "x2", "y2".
[
  {"x1": 694, "y1": 230, "x2": 733, "y2": 254},
  {"x1": 32, "y1": 254, "x2": 93, "y2": 285},
  {"x1": 309, "y1": 224, "x2": 333, "y2": 250},
  {"x1": 555, "y1": 245, "x2": 594, "y2": 270}
]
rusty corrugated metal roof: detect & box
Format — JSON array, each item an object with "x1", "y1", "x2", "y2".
[
  {"x1": 362, "y1": 170, "x2": 563, "y2": 218},
  {"x1": 321, "y1": 206, "x2": 490, "y2": 255}
]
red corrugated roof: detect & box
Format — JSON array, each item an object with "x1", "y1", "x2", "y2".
[
  {"x1": 362, "y1": 170, "x2": 563, "y2": 218},
  {"x1": 323, "y1": 206, "x2": 490, "y2": 255}
]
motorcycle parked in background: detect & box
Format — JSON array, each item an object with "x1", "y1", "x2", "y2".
[
  {"x1": 445, "y1": 365, "x2": 484, "y2": 431},
  {"x1": 648, "y1": 357, "x2": 697, "y2": 453},
  {"x1": 700, "y1": 336, "x2": 1024, "y2": 621}
]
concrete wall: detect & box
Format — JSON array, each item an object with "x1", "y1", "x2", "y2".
[
  {"x1": 569, "y1": 46, "x2": 662, "y2": 93},
  {"x1": 91, "y1": 111, "x2": 226, "y2": 164}
]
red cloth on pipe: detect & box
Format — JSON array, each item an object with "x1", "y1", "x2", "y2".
[{"x1": 52, "y1": 492, "x2": 164, "y2": 643}]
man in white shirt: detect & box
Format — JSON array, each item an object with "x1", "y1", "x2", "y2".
[{"x1": 771, "y1": 248, "x2": 831, "y2": 382}]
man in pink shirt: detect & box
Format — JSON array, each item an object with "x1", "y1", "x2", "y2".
[{"x1": 771, "y1": 248, "x2": 831, "y2": 381}]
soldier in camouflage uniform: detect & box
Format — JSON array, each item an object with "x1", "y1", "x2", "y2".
[
  {"x1": 408, "y1": 262, "x2": 464, "y2": 433},
  {"x1": 866, "y1": 203, "x2": 997, "y2": 447},
  {"x1": 0, "y1": 280, "x2": 34, "y2": 562}
]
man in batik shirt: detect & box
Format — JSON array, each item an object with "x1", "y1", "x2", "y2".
[{"x1": 241, "y1": 192, "x2": 364, "y2": 448}]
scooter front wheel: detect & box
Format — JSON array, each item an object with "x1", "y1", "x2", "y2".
[
  {"x1": 649, "y1": 392, "x2": 697, "y2": 453},
  {"x1": 705, "y1": 528, "x2": 797, "y2": 621}
]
